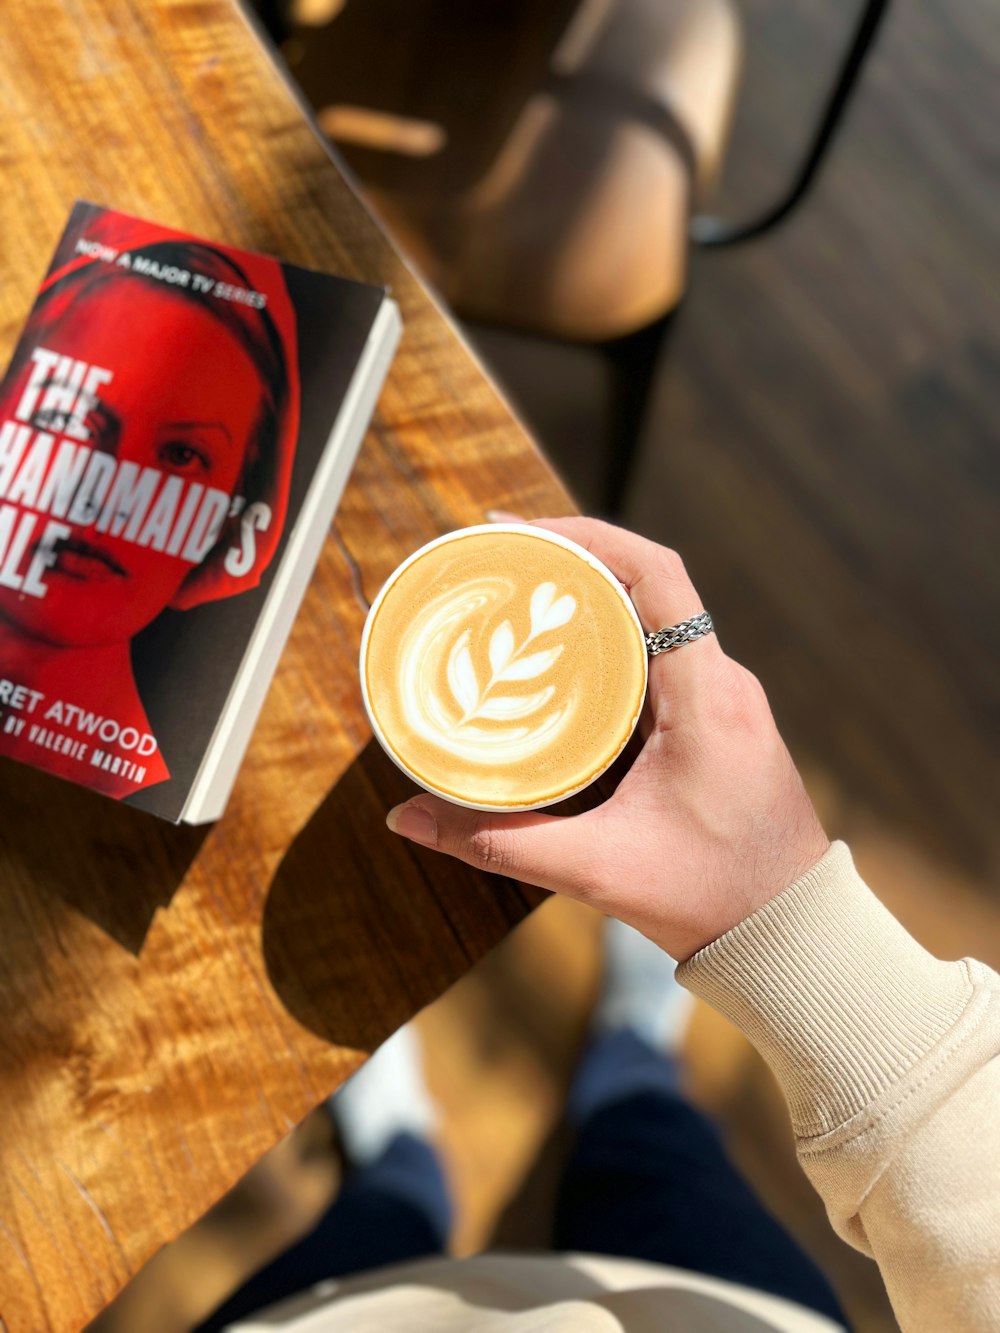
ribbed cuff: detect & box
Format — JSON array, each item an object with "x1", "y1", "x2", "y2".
[{"x1": 676, "y1": 842, "x2": 976, "y2": 1137}]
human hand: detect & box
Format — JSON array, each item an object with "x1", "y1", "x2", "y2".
[{"x1": 385, "y1": 518, "x2": 829, "y2": 961}]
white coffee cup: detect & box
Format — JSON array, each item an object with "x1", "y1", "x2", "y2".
[{"x1": 360, "y1": 524, "x2": 648, "y2": 812}]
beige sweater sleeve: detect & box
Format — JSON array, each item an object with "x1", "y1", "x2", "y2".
[{"x1": 677, "y1": 841, "x2": 1000, "y2": 1332}]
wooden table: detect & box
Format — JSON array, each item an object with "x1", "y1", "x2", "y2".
[{"x1": 0, "y1": 3, "x2": 571, "y2": 1328}]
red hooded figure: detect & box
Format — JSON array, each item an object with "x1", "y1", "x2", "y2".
[{"x1": 0, "y1": 208, "x2": 300, "y2": 797}]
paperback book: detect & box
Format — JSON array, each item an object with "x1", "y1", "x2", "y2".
[{"x1": 0, "y1": 201, "x2": 400, "y2": 822}]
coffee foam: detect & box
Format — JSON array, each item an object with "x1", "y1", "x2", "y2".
[{"x1": 363, "y1": 529, "x2": 647, "y2": 808}]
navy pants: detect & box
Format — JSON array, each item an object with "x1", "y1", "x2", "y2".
[{"x1": 197, "y1": 1030, "x2": 846, "y2": 1329}]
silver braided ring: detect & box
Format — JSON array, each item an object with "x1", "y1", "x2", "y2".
[{"x1": 645, "y1": 611, "x2": 714, "y2": 655}]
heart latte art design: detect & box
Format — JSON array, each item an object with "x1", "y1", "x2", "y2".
[
  {"x1": 400, "y1": 579, "x2": 578, "y2": 765},
  {"x1": 363, "y1": 526, "x2": 648, "y2": 809}
]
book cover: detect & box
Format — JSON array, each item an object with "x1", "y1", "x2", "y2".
[{"x1": 0, "y1": 201, "x2": 399, "y2": 822}]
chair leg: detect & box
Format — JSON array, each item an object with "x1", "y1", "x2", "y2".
[{"x1": 599, "y1": 309, "x2": 678, "y2": 518}]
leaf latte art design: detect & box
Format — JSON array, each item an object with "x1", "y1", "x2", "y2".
[{"x1": 398, "y1": 579, "x2": 578, "y2": 766}]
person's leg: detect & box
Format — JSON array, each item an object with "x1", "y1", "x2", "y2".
[
  {"x1": 195, "y1": 1132, "x2": 450, "y2": 1331},
  {"x1": 195, "y1": 1026, "x2": 451, "y2": 1331},
  {"x1": 554, "y1": 922, "x2": 846, "y2": 1325}
]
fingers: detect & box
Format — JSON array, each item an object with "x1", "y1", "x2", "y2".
[
  {"x1": 386, "y1": 795, "x2": 604, "y2": 899},
  {"x1": 489, "y1": 512, "x2": 672, "y2": 597},
  {"x1": 485, "y1": 512, "x2": 721, "y2": 677},
  {"x1": 490, "y1": 513, "x2": 668, "y2": 593},
  {"x1": 521, "y1": 517, "x2": 721, "y2": 669},
  {"x1": 529, "y1": 517, "x2": 692, "y2": 612}
]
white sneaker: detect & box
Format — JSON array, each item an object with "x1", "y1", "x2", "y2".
[
  {"x1": 329, "y1": 1024, "x2": 438, "y2": 1167},
  {"x1": 593, "y1": 917, "x2": 694, "y2": 1052}
]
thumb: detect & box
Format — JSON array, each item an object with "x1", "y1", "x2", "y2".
[{"x1": 386, "y1": 795, "x2": 602, "y2": 899}]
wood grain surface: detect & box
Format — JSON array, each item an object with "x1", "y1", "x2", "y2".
[{"x1": 0, "y1": 3, "x2": 570, "y2": 1329}]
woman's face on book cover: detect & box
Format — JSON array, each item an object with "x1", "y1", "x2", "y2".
[{"x1": 0, "y1": 277, "x2": 263, "y2": 648}]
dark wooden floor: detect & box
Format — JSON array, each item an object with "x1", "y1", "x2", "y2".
[
  {"x1": 626, "y1": 0, "x2": 999, "y2": 882},
  {"x1": 95, "y1": 3, "x2": 997, "y2": 1329}
]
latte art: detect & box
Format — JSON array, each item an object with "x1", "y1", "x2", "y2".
[
  {"x1": 401, "y1": 578, "x2": 577, "y2": 764},
  {"x1": 362, "y1": 526, "x2": 648, "y2": 810}
]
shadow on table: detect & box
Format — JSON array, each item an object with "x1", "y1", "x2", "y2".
[
  {"x1": 0, "y1": 756, "x2": 206, "y2": 955},
  {"x1": 260, "y1": 739, "x2": 544, "y2": 1052},
  {"x1": 260, "y1": 729, "x2": 630, "y2": 1052}
]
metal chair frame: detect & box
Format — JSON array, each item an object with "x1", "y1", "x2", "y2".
[
  {"x1": 597, "y1": 0, "x2": 892, "y2": 513},
  {"x1": 692, "y1": 0, "x2": 891, "y2": 248}
]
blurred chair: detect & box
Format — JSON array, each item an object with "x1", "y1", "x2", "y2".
[{"x1": 285, "y1": 0, "x2": 889, "y2": 513}]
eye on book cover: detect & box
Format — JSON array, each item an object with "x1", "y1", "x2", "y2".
[{"x1": 0, "y1": 201, "x2": 398, "y2": 821}]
